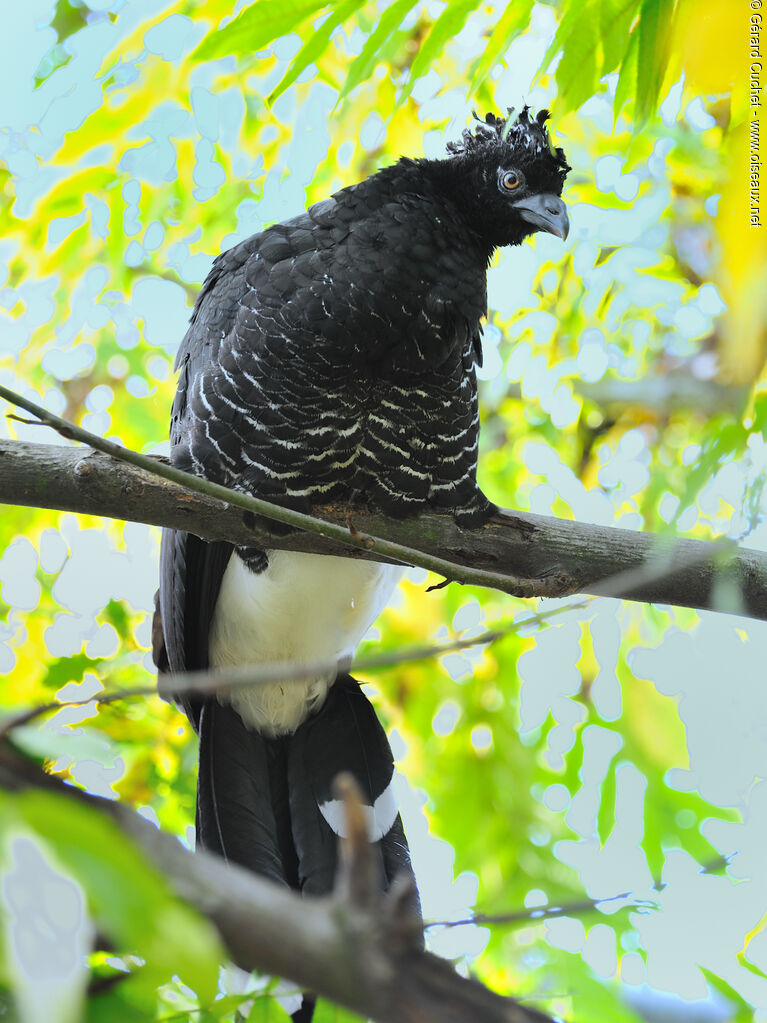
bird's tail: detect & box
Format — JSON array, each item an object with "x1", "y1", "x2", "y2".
[
  {"x1": 287, "y1": 674, "x2": 419, "y2": 902},
  {"x1": 195, "y1": 675, "x2": 420, "y2": 1021}
]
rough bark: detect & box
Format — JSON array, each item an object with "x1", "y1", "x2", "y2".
[
  {"x1": 1, "y1": 438, "x2": 765, "y2": 620},
  {"x1": 0, "y1": 742, "x2": 553, "y2": 1023}
]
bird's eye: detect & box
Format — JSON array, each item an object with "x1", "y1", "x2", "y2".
[{"x1": 501, "y1": 171, "x2": 520, "y2": 191}]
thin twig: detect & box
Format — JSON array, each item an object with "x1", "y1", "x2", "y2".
[
  {"x1": 0, "y1": 384, "x2": 565, "y2": 597},
  {"x1": 425, "y1": 856, "x2": 732, "y2": 931},
  {"x1": 0, "y1": 601, "x2": 589, "y2": 739},
  {"x1": 425, "y1": 892, "x2": 654, "y2": 931},
  {"x1": 334, "y1": 773, "x2": 378, "y2": 909},
  {"x1": 2, "y1": 435, "x2": 765, "y2": 617}
]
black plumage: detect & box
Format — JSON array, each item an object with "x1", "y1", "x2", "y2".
[{"x1": 154, "y1": 106, "x2": 569, "y2": 1018}]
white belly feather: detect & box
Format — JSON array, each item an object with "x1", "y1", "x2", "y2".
[{"x1": 208, "y1": 550, "x2": 403, "y2": 736}]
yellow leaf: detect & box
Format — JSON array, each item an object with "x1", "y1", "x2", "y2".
[
  {"x1": 673, "y1": 0, "x2": 739, "y2": 106},
  {"x1": 717, "y1": 121, "x2": 767, "y2": 382}
]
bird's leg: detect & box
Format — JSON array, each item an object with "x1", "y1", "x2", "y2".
[{"x1": 345, "y1": 508, "x2": 376, "y2": 549}]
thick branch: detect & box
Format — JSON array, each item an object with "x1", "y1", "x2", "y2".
[
  {"x1": 491, "y1": 375, "x2": 746, "y2": 423},
  {"x1": 0, "y1": 742, "x2": 552, "y2": 1023},
  {"x1": 0, "y1": 388, "x2": 568, "y2": 598},
  {"x1": 577, "y1": 374, "x2": 748, "y2": 417},
  {"x1": 1, "y1": 438, "x2": 766, "y2": 620}
]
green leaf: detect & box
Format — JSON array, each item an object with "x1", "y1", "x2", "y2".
[
  {"x1": 5, "y1": 790, "x2": 223, "y2": 1004},
  {"x1": 86, "y1": 991, "x2": 154, "y2": 1023},
  {"x1": 398, "y1": 0, "x2": 478, "y2": 106},
  {"x1": 700, "y1": 967, "x2": 757, "y2": 1020},
  {"x1": 11, "y1": 724, "x2": 120, "y2": 768},
  {"x1": 542, "y1": 0, "x2": 601, "y2": 115},
  {"x1": 312, "y1": 999, "x2": 367, "y2": 1021},
  {"x1": 469, "y1": 0, "x2": 534, "y2": 96},
  {"x1": 245, "y1": 994, "x2": 293, "y2": 1021},
  {"x1": 737, "y1": 951, "x2": 767, "y2": 983},
  {"x1": 670, "y1": 417, "x2": 748, "y2": 529},
  {"x1": 337, "y1": 0, "x2": 420, "y2": 104},
  {"x1": 613, "y1": 22, "x2": 638, "y2": 123},
  {"x1": 543, "y1": 0, "x2": 639, "y2": 116},
  {"x1": 546, "y1": 948, "x2": 646, "y2": 1022},
  {"x1": 41, "y1": 651, "x2": 104, "y2": 691},
  {"x1": 0, "y1": 988, "x2": 17, "y2": 1023},
  {"x1": 269, "y1": 0, "x2": 366, "y2": 105},
  {"x1": 634, "y1": 0, "x2": 674, "y2": 126},
  {"x1": 597, "y1": 754, "x2": 617, "y2": 844},
  {"x1": 192, "y1": 0, "x2": 331, "y2": 62},
  {"x1": 101, "y1": 599, "x2": 132, "y2": 641},
  {"x1": 599, "y1": 0, "x2": 641, "y2": 75},
  {"x1": 753, "y1": 391, "x2": 767, "y2": 433}
]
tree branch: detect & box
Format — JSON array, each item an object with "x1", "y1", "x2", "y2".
[
  {"x1": 0, "y1": 742, "x2": 554, "y2": 1023},
  {"x1": 0, "y1": 386, "x2": 573, "y2": 598},
  {"x1": 577, "y1": 373, "x2": 748, "y2": 417},
  {"x1": 1, "y1": 435, "x2": 765, "y2": 619}
]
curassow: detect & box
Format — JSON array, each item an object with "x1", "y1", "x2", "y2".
[{"x1": 154, "y1": 107, "x2": 569, "y2": 1020}]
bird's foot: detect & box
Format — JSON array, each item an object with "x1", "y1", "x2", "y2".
[{"x1": 452, "y1": 489, "x2": 498, "y2": 529}]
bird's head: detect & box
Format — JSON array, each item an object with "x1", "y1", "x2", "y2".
[{"x1": 444, "y1": 106, "x2": 571, "y2": 248}]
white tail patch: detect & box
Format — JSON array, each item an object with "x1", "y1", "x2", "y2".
[{"x1": 318, "y1": 779, "x2": 398, "y2": 841}]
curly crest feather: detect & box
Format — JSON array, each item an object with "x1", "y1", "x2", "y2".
[{"x1": 446, "y1": 105, "x2": 570, "y2": 183}]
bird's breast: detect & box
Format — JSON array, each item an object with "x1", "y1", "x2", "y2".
[{"x1": 208, "y1": 549, "x2": 403, "y2": 736}]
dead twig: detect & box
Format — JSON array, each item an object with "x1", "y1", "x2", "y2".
[{"x1": 334, "y1": 773, "x2": 378, "y2": 911}]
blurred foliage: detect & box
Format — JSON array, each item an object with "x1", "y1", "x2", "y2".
[{"x1": 1, "y1": 0, "x2": 766, "y2": 1021}]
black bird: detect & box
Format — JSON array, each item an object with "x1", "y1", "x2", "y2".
[{"x1": 154, "y1": 107, "x2": 569, "y2": 1018}]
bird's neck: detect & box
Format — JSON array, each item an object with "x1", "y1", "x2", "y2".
[{"x1": 360, "y1": 157, "x2": 497, "y2": 268}]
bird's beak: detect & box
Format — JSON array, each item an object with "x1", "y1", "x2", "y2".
[{"x1": 511, "y1": 193, "x2": 569, "y2": 241}]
